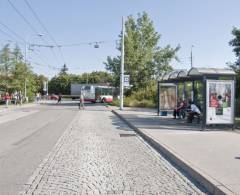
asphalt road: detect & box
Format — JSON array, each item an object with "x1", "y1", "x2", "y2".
[{"x1": 0, "y1": 102, "x2": 78, "y2": 195}]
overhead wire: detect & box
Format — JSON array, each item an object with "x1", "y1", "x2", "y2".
[
  {"x1": 0, "y1": 21, "x2": 25, "y2": 44},
  {"x1": 58, "y1": 41, "x2": 107, "y2": 47},
  {"x1": 7, "y1": 0, "x2": 62, "y2": 66},
  {"x1": 28, "y1": 40, "x2": 115, "y2": 48},
  {"x1": 0, "y1": 27, "x2": 17, "y2": 41},
  {"x1": 30, "y1": 48, "x2": 59, "y2": 70},
  {"x1": 23, "y1": 0, "x2": 66, "y2": 63},
  {"x1": 0, "y1": 20, "x2": 56, "y2": 75}
]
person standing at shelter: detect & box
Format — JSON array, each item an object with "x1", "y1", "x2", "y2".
[{"x1": 79, "y1": 91, "x2": 85, "y2": 110}]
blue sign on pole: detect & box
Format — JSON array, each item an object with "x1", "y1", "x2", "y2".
[{"x1": 124, "y1": 75, "x2": 130, "y2": 87}]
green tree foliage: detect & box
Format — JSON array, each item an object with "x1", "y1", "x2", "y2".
[
  {"x1": 48, "y1": 70, "x2": 114, "y2": 94},
  {"x1": 229, "y1": 27, "x2": 240, "y2": 61},
  {"x1": 60, "y1": 63, "x2": 68, "y2": 75},
  {"x1": 0, "y1": 44, "x2": 46, "y2": 98},
  {"x1": 32, "y1": 74, "x2": 48, "y2": 94},
  {"x1": 105, "y1": 12, "x2": 179, "y2": 90},
  {"x1": 0, "y1": 44, "x2": 12, "y2": 90},
  {"x1": 104, "y1": 56, "x2": 121, "y2": 87},
  {"x1": 48, "y1": 74, "x2": 71, "y2": 95},
  {"x1": 229, "y1": 27, "x2": 240, "y2": 98}
]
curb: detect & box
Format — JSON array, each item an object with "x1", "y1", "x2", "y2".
[
  {"x1": 19, "y1": 111, "x2": 80, "y2": 195},
  {"x1": 112, "y1": 109, "x2": 235, "y2": 195}
]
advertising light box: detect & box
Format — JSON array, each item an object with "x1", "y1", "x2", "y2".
[
  {"x1": 159, "y1": 84, "x2": 177, "y2": 111},
  {"x1": 206, "y1": 80, "x2": 234, "y2": 124}
]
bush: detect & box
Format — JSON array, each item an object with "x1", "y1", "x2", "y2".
[
  {"x1": 130, "y1": 82, "x2": 157, "y2": 103},
  {"x1": 109, "y1": 82, "x2": 157, "y2": 108}
]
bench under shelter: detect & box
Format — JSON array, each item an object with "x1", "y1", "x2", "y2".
[{"x1": 157, "y1": 67, "x2": 236, "y2": 130}]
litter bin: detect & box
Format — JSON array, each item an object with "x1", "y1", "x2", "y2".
[{"x1": 160, "y1": 111, "x2": 167, "y2": 116}]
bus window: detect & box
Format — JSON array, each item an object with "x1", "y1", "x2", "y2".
[
  {"x1": 83, "y1": 86, "x2": 91, "y2": 91},
  {"x1": 101, "y1": 88, "x2": 112, "y2": 95}
]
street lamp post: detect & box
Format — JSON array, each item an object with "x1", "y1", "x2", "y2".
[
  {"x1": 120, "y1": 17, "x2": 125, "y2": 110},
  {"x1": 190, "y1": 45, "x2": 194, "y2": 68},
  {"x1": 24, "y1": 33, "x2": 44, "y2": 100},
  {"x1": 190, "y1": 45, "x2": 194, "y2": 101},
  {"x1": 24, "y1": 37, "x2": 28, "y2": 101}
]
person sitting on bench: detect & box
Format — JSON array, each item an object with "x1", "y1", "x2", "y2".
[
  {"x1": 173, "y1": 98, "x2": 186, "y2": 119},
  {"x1": 187, "y1": 101, "x2": 201, "y2": 123}
]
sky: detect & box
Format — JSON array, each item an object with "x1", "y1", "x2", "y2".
[{"x1": 0, "y1": 0, "x2": 240, "y2": 78}]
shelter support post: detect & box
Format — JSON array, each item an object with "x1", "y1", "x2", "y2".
[
  {"x1": 201, "y1": 76, "x2": 207, "y2": 131},
  {"x1": 183, "y1": 82, "x2": 186, "y2": 101},
  {"x1": 233, "y1": 76, "x2": 236, "y2": 130},
  {"x1": 192, "y1": 81, "x2": 195, "y2": 101},
  {"x1": 157, "y1": 82, "x2": 160, "y2": 116}
]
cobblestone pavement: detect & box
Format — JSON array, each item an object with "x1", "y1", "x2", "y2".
[{"x1": 20, "y1": 105, "x2": 206, "y2": 195}]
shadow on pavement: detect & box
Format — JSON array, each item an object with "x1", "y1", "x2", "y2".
[
  {"x1": 117, "y1": 111, "x2": 234, "y2": 132},
  {"x1": 109, "y1": 115, "x2": 135, "y2": 132}
]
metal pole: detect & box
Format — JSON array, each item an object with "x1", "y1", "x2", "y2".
[
  {"x1": 24, "y1": 38, "x2": 27, "y2": 99},
  {"x1": 157, "y1": 82, "x2": 160, "y2": 115},
  {"x1": 24, "y1": 79, "x2": 27, "y2": 98},
  {"x1": 201, "y1": 76, "x2": 206, "y2": 131},
  {"x1": 120, "y1": 17, "x2": 125, "y2": 110},
  {"x1": 191, "y1": 45, "x2": 194, "y2": 101},
  {"x1": 46, "y1": 81, "x2": 48, "y2": 96},
  {"x1": 190, "y1": 45, "x2": 193, "y2": 68}
]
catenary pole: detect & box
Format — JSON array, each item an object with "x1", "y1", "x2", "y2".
[
  {"x1": 24, "y1": 36, "x2": 28, "y2": 99},
  {"x1": 190, "y1": 45, "x2": 194, "y2": 101},
  {"x1": 190, "y1": 45, "x2": 194, "y2": 68},
  {"x1": 120, "y1": 17, "x2": 125, "y2": 110}
]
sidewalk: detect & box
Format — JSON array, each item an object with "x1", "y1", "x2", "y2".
[
  {"x1": 112, "y1": 107, "x2": 240, "y2": 195},
  {"x1": 0, "y1": 102, "x2": 37, "y2": 112},
  {"x1": 0, "y1": 103, "x2": 39, "y2": 124}
]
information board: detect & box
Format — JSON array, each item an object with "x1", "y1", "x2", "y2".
[{"x1": 206, "y1": 80, "x2": 234, "y2": 124}]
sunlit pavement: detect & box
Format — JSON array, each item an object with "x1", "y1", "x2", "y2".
[
  {"x1": 112, "y1": 107, "x2": 240, "y2": 194},
  {"x1": 19, "y1": 104, "x2": 205, "y2": 195}
]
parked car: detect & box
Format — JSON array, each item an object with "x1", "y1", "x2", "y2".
[{"x1": 49, "y1": 94, "x2": 58, "y2": 100}]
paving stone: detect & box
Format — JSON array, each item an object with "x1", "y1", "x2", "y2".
[{"x1": 20, "y1": 106, "x2": 206, "y2": 195}]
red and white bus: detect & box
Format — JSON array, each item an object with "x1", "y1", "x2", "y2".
[{"x1": 71, "y1": 84, "x2": 113, "y2": 103}]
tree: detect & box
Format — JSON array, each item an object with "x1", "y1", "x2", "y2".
[
  {"x1": 104, "y1": 12, "x2": 179, "y2": 90},
  {"x1": 12, "y1": 44, "x2": 23, "y2": 62},
  {"x1": 229, "y1": 27, "x2": 240, "y2": 60},
  {"x1": 60, "y1": 63, "x2": 68, "y2": 75},
  {"x1": 229, "y1": 27, "x2": 240, "y2": 98},
  {"x1": 48, "y1": 74, "x2": 71, "y2": 95},
  {"x1": 33, "y1": 74, "x2": 48, "y2": 94},
  {"x1": 0, "y1": 44, "x2": 44, "y2": 99},
  {"x1": 0, "y1": 44, "x2": 13, "y2": 74},
  {"x1": 0, "y1": 44, "x2": 14, "y2": 91},
  {"x1": 104, "y1": 56, "x2": 121, "y2": 87},
  {"x1": 48, "y1": 71, "x2": 114, "y2": 95}
]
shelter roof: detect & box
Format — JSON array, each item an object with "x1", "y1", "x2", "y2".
[{"x1": 188, "y1": 67, "x2": 236, "y2": 76}]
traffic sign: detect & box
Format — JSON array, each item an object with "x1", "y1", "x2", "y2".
[{"x1": 124, "y1": 75, "x2": 130, "y2": 86}]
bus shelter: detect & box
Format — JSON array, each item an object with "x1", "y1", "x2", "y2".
[{"x1": 157, "y1": 68, "x2": 236, "y2": 130}]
